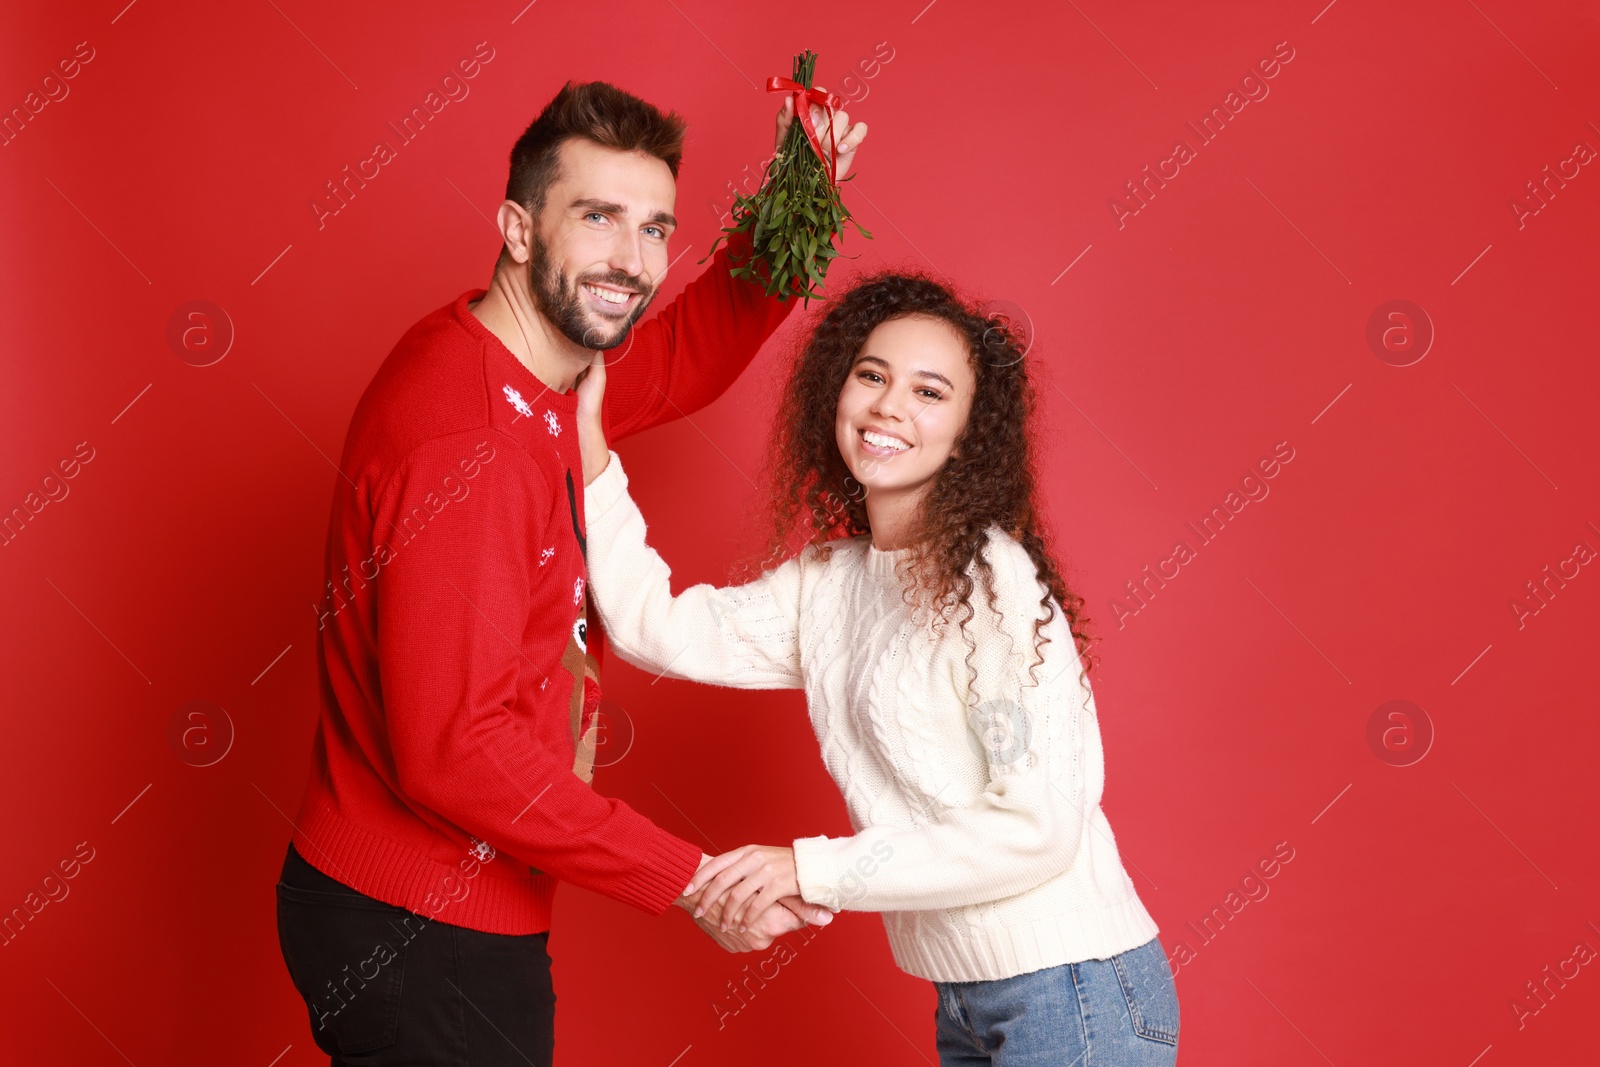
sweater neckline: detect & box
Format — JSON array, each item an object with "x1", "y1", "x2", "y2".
[
  {"x1": 863, "y1": 537, "x2": 913, "y2": 577},
  {"x1": 455, "y1": 289, "x2": 579, "y2": 413}
]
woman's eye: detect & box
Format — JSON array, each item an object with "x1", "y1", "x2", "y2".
[{"x1": 918, "y1": 389, "x2": 943, "y2": 400}]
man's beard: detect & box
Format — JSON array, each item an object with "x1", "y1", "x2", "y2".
[{"x1": 527, "y1": 229, "x2": 654, "y2": 351}]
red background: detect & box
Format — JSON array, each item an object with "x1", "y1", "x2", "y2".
[{"x1": 3, "y1": 0, "x2": 1598, "y2": 1063}]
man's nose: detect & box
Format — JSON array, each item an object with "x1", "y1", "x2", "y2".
[{"x1": 609, "y1": 230, "x2": 645, "y2": 282}]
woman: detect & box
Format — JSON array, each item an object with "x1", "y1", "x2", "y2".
[{"x1": 575, "y1": 271, "x2": 1179, "y2": 1065}]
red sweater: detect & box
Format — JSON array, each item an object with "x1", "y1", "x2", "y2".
[{"x1": 292, "y1": 229, "x2": 793, "y2": 933}]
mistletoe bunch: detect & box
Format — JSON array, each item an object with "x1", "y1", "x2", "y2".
[{"x1": 702, "y1": 50, "x2": 872, "y2": 303}]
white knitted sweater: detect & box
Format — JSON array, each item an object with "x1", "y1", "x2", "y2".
[{"x1": 584, "y1": 451, "x2": 1160, "y2": 982}]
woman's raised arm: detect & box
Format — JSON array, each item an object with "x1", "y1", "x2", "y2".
[
  {"x1": 575, "y1": 350, "x2": 805, "y2": 690},
  {"x1": 583, "y1": 449, "x2": 806, "y2": 690}
]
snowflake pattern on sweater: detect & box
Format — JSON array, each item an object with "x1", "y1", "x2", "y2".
[{"x1": 502, "y1": 383, "x2": 533, "y2": 418}]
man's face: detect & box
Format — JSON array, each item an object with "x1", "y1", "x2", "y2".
[{"x1": 524, "y1": 138, "x2": 678, "y2": 351}]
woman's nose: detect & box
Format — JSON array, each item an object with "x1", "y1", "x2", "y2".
[{"x1": 871, "y1": 389, "x2": 905, "y2": 421}]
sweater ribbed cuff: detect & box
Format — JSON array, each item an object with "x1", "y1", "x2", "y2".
[
  {"x1": 584, "y1": 449, "x2": 629, "y2": 519},
  {"x1": 607, "y1": 819, "x2": 704, "y2": 915},
  {"x1": 793, "y1": 833, "x2": 849, "y2": 911}
]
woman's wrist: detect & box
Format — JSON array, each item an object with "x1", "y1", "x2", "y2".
[
  {"x1": 674, "y1": 852, "x2": 716, "y2": 910},
  {"x1": 573, "y1": 354, "x2": 610, "y2": 485},
  {"x1": 580, "y1": 431, "x2": 610, "y2": 486}
]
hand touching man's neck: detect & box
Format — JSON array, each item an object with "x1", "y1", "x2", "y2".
[{"x1": 470, "y1": 263, "x2": 594, "y2": 396}]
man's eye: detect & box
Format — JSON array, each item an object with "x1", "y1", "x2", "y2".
[
  {"x1": 645, "y1": 226, "x2": 665, "y2": 239},
  {"x1": 586, "y1": 212, "x2": 606, "y2": 223}
]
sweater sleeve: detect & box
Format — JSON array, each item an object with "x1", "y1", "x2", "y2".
[
  {"x1": 602, "y1": 227, "x2": 796, "y2": 444},
  {"x1": 583, "y1": 449, "x2": 804, "y2": 689},
  {"x1": 790, "y1": 533, "x2": 1094, "y2": 913},
  {"x1": 372, "y1": 432, "x2": 703, "y2": 914}
]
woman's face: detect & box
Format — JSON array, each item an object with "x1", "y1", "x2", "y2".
[{"x1": 834, "y1": 314, "x2": 977, "y2": 499}]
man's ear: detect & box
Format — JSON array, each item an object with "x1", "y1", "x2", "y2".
[{"x1": 497, "y1": 200, "x2": 534, "y2": 264}]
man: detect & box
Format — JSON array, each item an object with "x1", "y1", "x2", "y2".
[{"x1": 274, "y1": 80, "x2": 867, "y2": 1065}]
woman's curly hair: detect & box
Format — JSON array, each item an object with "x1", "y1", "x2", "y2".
[{"x1": 735, "y1": 269, "x2": 1101, "y2": 697}]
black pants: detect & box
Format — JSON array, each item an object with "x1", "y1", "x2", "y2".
[{"x1": 274, "y1": 843, "x2": 555, "y2": 1066}]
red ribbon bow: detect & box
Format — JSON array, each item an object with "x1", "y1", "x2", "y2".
[{"x1": 765, "y1": 76, "x2": 844, "y2": 186}]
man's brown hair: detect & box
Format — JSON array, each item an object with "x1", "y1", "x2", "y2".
[{"x1": 505, "y1": 80, "x2": 688, "y2": 214}]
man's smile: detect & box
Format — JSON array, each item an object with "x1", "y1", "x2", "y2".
[{"x1": 581, "y1": 281, "x2": 639, "y2": 314}]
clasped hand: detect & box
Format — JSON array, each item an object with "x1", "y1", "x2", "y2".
[{"x1": 675, "y1": 846, "x2": 832, "y2": 952}]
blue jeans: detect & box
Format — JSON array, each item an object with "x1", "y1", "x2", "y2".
[{"x1": 933, "y1": 936, "x2": 1179, "y2": 1066}]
